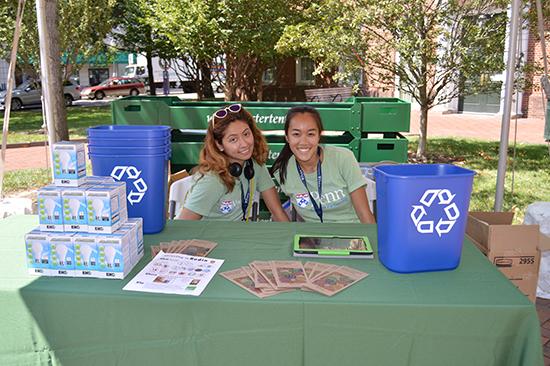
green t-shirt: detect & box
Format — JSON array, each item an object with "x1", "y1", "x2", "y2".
[
  {"x1": 275, "y1": 145, "x2": 367, "y2": 223},
  {"x1": 184, "y1": 160, "x2": 274, "y2": 221}
]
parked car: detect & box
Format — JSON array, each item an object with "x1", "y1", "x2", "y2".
[
  {"x1": 81, "y1": 77, "x2": 145, "y2": 100},
  {"x1": 0, "y1": 80, "x2": 81, "y2": 110}
]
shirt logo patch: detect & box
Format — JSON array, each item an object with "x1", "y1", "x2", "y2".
[
  {"x1": 219, "y1": 200, "x2": 234, "y2": 214},
  {"x1": 295, "y1": 193, "x2": 310, "y2": 208}
]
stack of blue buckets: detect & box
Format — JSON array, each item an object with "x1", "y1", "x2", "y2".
[{"x1": 88, "y1": 126, "x2": 171, "y2": 234}]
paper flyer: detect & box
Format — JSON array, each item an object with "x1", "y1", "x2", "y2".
[{"x1": 123, "y1": 251, "x2": 224, "y2": 296}]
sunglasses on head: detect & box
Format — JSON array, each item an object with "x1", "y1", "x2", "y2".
[{"x1": 211, "y1": 104, "x2": 242, "y2": 127}]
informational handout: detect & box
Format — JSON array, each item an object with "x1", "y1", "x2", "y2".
[{"x1": 123, "y1": 251, "x2": 224, "y2": 296}]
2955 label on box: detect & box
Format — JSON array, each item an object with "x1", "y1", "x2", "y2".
[{"x1": 492, "y1": 255, "x2": 537, "y2": 268}]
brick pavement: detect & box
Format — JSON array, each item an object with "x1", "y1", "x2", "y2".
[
  {"x1": 537, "y1": 298, "x2": 550, "y2": 365},
  {"x1": 407, "y1": 110, "x2": 547, "y2": 145},
  {"x1": 3, "y1": 143, "x2": 52, "y2": 172}
]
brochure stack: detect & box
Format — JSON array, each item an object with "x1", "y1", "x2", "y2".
[{"x1": 24, "y1": 141, "x2": 144, "y2": 279}]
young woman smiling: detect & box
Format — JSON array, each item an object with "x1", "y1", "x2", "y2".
[
  {"x1": 270, "y1": 105, "x2": 375, "y2": 224},
  {"x1": 178, "y1": 104, "x2": 288, "y2": 222}
]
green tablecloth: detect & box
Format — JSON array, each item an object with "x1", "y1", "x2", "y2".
[{"x1": 0, "y1": 215, "x2": 543, "y2": 366}]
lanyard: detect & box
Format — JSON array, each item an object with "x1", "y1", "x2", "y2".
[
  {"x1": 239, "y1": 177, "x2": 254, "y2": 222},
  {"x1": 295, "y1": 153, "x2": 323, "y2": 223}
]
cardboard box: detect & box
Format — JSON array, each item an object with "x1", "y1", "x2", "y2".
[{"x1": 466, "y1": 211, "x2": 541, "y2": 302}]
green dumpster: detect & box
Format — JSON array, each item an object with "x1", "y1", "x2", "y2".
[{"x1": 111, "y1": 96, "x2": 411, "y2": 169}]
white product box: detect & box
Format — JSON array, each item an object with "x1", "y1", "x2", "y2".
[
  {"x1": 118, "y1": 225, "x2": 137, "y2": 264},
  {"x1": 49, "y1": 233, "x2": 75, "y2": 277},
  {"x1": 62, "y1": 185, "x2": 91, "y2": 232},
  {"x1": 85, "y1": 176, "x2": 115, "y2": 185},
  {"x1": 25, "y1": 229, "x2": 51, "y2": 276},
  {"x1": 37, "y1": 185, "x2": 64, "y2": 232},
  {"x1": 73, "y1": 233, "x2": 101, "y2": 278},
  {"x1": 52, "y1": 141, "x2": 87, "y2": 187},
  {"x1": 101, "y1": 181, "x2": 128, "y2": 212},
  {"x1": 96, "y1": 229, "x2": 133, "y2": 279},
  {"x1": 123, "y1": 218, "x2": 144, "y2": 264},
  {"x1": 85, "y1": 182, "x2": 127, "y2": 234}
]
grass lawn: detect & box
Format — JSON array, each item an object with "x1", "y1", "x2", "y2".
[
  {"x1": 408, "y1": 137, "x2": 550, "y2": 222},
  {"x1": 1, "y1": 105, "x2": 111, "y2": 143}
]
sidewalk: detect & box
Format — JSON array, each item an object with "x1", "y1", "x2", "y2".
[
  {"x1": 4, "y1": 143, "x2": 52, "y2": 171},
  {"x1": 407, "y1": 110, "x2": 547, "y2": 145}
]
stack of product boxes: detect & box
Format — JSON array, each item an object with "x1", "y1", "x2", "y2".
[{"x1": 24, "y1": 142, "x2": 144, "y2": 279}]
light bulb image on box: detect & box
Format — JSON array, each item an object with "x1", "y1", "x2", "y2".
[
  {"x1": 91, "y1": 199, "x2": 104, "y2": 221},
  {"x1": 32, "y1": 242, "x2": 43, "y2": 264},
  {"x1": 104, "y1": 246, "x2": 119, "y2": 268},
  {"x1": 56, "y1": 244, "x2": 68, "y2": 266},
  {"x1": 68, "y1": 198, "x2": 83, "y2": 220},
  {"x1": 58, "y1": 151, "x2": 74, "y2": 174},
  {"x1": 44, "y1": 198, "x2": 59, "y2": 220},
  {"x1": 80, "y1": 245, "x2": 93, "y2": 266}
]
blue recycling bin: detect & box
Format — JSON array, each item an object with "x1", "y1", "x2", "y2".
[
  {"x1": 87, "y1": 137, "x2": 170, "y2": 147},
  {"x1": 88, "y1": 144, "x2": 171, "y2": 155},
  {"x1": 374, "y1": 164, "x2": 475, "y2": 273},
  {"x1": 88, "y1": 125, "x2": 171, "y2": 139},
  {"x1": 90, "y1": 152, "x2": 170, "y2": 234},
  {"x1": 88, "y1": 125, "x2": 171, "y2": 234}
]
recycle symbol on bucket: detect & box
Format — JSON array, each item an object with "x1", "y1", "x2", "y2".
[
  {"x1": 110, "y1": 166, "x2": 148, "y2": 205},
  {"x1": 410, "y1": 189, "x2": 460, "y2": 237}
]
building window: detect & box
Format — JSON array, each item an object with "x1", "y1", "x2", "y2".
[
  {"x1": 262, "y1": 68, "x2": 275, "y2": 85},
  {"x1": 88, "y1": 68, "x2": 110, "y2": 86},
  {"x1": 296, "y1": 58, "x2": 315, "y2": 85}
]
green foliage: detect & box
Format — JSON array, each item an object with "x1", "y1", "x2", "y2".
[
  {"x1": 0, "y1": 1, "x2": 39, "y2": 77},
  {"x1": 111, "y1": 0, "x2": 171, "y2": 57},
  {"x1": 278, "y1": 0, "x2": 510, "y2": 157},
  {"x1": 153, "y1": 0, "x2": 222, "y2": 61},
  {"x1": 153, "y1": 0, "x2": 304, "y2": 100},
  {"x1": 276, "y1": 0, "x2": 363, "y2": 82},
  {"x1": 279, "y1": 0, "x2": 508, "y2": 107},
  {"x1": 0, "y1": 1, "x2": 116, "y2": 77},
  {"x1": 58, "y1": 0, "x2": 117, "y2": 78}
]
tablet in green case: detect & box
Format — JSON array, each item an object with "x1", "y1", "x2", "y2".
[{"x1": 293, "y1": 234, "x2": 373, "y2": 259}]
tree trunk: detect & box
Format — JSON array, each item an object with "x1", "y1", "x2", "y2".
[
  {"x1": 225, "y1": 52, "x2": 264, "y2": 101},
  {"x1": 199, "y1": 60, "x2": 214, "y2": 100},
  {"x1": 146, "y1": 49, "x2": 156, "y2": 96},
  {"x1": 39, "y1": 0, "x2": 68, "y2": 142},
  {"x1": 417, "y1": 105, "x2": 429, "y2": 158},
  {"x1": 416, "y1": 66, "x2": 429, "y2": 158}
]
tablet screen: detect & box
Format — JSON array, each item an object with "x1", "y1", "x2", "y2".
[{"x1": 297, "y1": 236, "x2": 367, "y2": 251}]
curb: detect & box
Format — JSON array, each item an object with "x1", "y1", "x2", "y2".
[{"x1": 4, "y1": 138, "x2": 88, "y2": 149}]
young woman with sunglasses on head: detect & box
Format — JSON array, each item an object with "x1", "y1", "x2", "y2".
[
  {"x1": 178, "y1": 104, "x2": 289, "y2": 222},
  {"x1": 270, "y1": 105, "x2": 375, "y2": 224}
]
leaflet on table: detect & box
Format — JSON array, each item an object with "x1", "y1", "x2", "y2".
[{"x1": 123, "y1": 252, "x2": 224, "y2": 296}]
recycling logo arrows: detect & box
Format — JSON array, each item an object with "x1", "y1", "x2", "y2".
[
  {"x1": 110, "y1": 166, "x2": 148, "y2": 205},
  {"x1": 410, "y1": 189, "x2": 460, "y2": 237}
]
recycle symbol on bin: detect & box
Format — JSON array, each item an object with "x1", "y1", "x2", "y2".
[
  {"x1": 110, "y1": 166, "x2": 148, "y2": 205},
  {"x1": 410, "y1": 189, "x2": 460, "y2": 237}
]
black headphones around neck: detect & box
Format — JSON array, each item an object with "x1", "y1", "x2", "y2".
[{"x1": 229, "y1": 159, "x2": 255, "y2": 180}]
